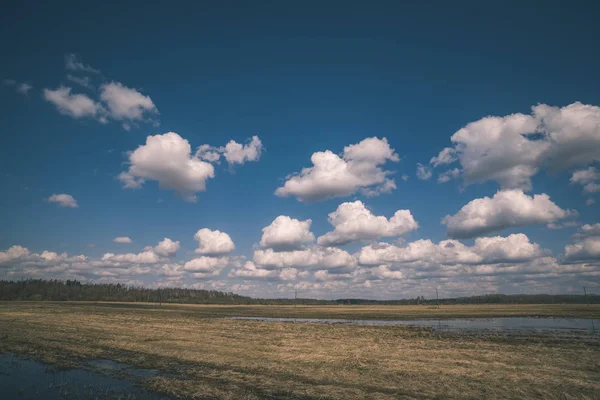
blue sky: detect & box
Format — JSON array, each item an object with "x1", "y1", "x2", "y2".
[{"x1": 1, "y1": 1, "x2": 599, "y2": 299}]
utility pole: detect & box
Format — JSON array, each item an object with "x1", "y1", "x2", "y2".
[{"x1": 436, "y1": 288, "x2": 440, "y2": 309}]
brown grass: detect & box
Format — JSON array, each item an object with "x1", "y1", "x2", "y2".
[{"x1": 0, "y1": 302, "x2": 598, "y2": 399}]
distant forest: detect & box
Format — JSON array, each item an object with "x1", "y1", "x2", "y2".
[{"x1": 0, "y1": 279, "x2": 598, "y2": 305}]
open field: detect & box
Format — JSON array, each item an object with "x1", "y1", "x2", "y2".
[
  {"x1": 3, "y1": 300, "x2": 597, "y2": 319},
  {"x1": 0, "y1": 302, "x2": 599, "y2": 399}
]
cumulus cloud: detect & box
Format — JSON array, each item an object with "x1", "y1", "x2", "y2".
[
  {"x1": 416, "y1": 163, "x2": 432, "y2": 180},
  {"x1": 119, "y1": 133, "x2": 264, "y2": 201},
  {"x1": 152, "y1": 238, "x2": 181, "y2": 257},
  {"x1": 194, "y1": 229, "x2": 235, "y2": 255},
  {"x1": 0, "y1": 245, "x2": 30, "y2": 266},
  {"x1": 438, "y1": 168, "x2": 460, "y2": 183},
  {"x1": 183, "y1": 256, "x2": 232, "y2": 278},
  {"x1": 222, "y1": 136, "x2": 263, "y2": 165},
  {"x1": 430, "y1": 147, "x2": 456, "y2": 167},
  {"x1": 41, "y1": 55, "x2": 158, "y2": 129},
  {"x1": 101, "y1": 238, "x2": 179, "y2": 265},
  {"x1": 275, "y1": 137, "x2": 399, "y2": 202},
  {"x1": 370, "y1": 265, "x2": 404, "y2": 280},
  {"x1": 99, "y1": 82, "x2": 158, "y2": 127},
  {"x1": 443, "y1": 189, "x2": 572, "y2": 239},
  {"x1": 253, "y1": 246, "x2": 357, "y2": 273},
  {"x1": 119, "y1": 132, "x2": 215, "y2": 202},
  {"x1": 570, "y1": 167, "x2": 600, "y2": 194},
  {"x1": 428, "y1": 102, "x2": 600, "y2": 189},
  {"x1": 43, "y1": 86, "x2": 103, "y2": 119},
  {"x1": 357, "y1": 234, "x2": 545, "y2": 267},
  {"x1": 260, "y1": 216, "x2": 314, "y2": 250},
  {"x1": 229, "y1": 261, "x2": 298, "y2": 281},
  {"x1": 102, "y1": 251, "x2": 161, "y2": 264},
  {"x1": 564, "y1": 237, "x2": 600, "y2": 262},
  {"x1": 317, "y1": 201, "x2": 418, "y2": 246},
  {"x1": 572, "y1": 223, "x2": 600, "y2": 239},
  {"x1": 194, "y1": 137, "x2": 264, "y2": 166},
  {"x1": 47, "y1": 193, "x2": 78, "y2": 208},
  {"x1": 196, "y1": 144, "x2": 221, "y2": 162},
  {"x1": 570, "y1": 167, "x2": 599, "y2": 185},
  {"x1": 113, "y1": 237, "x2": 132, "y2": 244}
]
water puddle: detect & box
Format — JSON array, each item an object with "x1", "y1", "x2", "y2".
[
  {"x1": 228, "y1": 316, "x2": 599, "y2": 334},
  {"x1": 0, "y1": 353, "x2": 169, "y2": 400}
]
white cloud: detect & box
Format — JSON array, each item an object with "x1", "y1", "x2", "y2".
[
  {"x1": 113, "y1": 237, "x2": 132, "y2": 244},
  {"x1": 570, "y1": 167, "x2": 600, "y2": 194},
  {"x1": 196, "y1": 144, "x2": 221, "y2": 162},
  {"x1": 437, "y1": 168, "x2": 460, "y2": 183},
  {"x1": 570, "y1": 167, "x2": 599, "y2": 185},
  {"x1": 44, "y1": 56, "x2": 158, "y2": 129},
  {"x1": 229, "y1": 261, "x2": 273, "y2": 279},
  {"x1": 587, "y1": 198, "x2": 596, "y2": 206},
  {"x1": 416, "y1": 163, "x2": 432, "y2": 180},
  {"x1": 358, "y1": 233, "x2": 546, "y2": 267},
  {"x1": 43, "y1": 86, "x2": 103, "y2": 119},
  {"x1": 253, "y1": 246, "x2": 357, "y2": 272},
  {"x1": 537, "y1": 102, "x2": 600, "y2": 169},
  {"x1": 370, "y1": 265, "x2": 404, "y2": 280},
  {"x1": 152, "y1": 238, "x2": 180, "y2": 257},
  {"x1": 65, "y1": 54, "x2": 100, "y2": 73},
  {"x1": 228, "y1": 261, "x2": 298, "y2": 281},
  {"x1": 101, "y1": 238, "x2": 179, "y2": 265},
  {"x1": 430, "y1": 147, "x2": 456, "y2": 167},
  {"x1": 47, "y1": 193, "x2": 78, "y2": 208},
  {"x1": 183, "y1": 256, "x2": 231, "y2": 278},
  {"x1": 317, "y1": 201, "x2": 418, "y2": 246},
  {"x1": 260, "y1": 216, "x2": 314, "y2": 250},
  {"x1": 99, "y1": 82, "x2": 158, "y2": 124},
  {"x1": 119, "y1": 132, "x2": 215, "y2": 202},
  {"x1": 428, "y1": 102, "x2": 600, "y2": 190},
  {"x1": 564, "y1": 237, "x2": 600, "y2": 262},
  {"x1": 194, "y1": 229, "x2": 235, "y2": 255},
  {"x1": 0, "y1": 245, "x2": 30, "y2": 265},
  {"x1": 222, "y1": 136, "x2": 263, "y2": 165},
  {"x1": 584, "y1": 183, "x2": 600, "y2": 193},
  {"x1": 443, "y1": 189, "x2": 572, "y2": 239},
  {"x1": 275, "y1": 137, "x2": 399, "y2": 202},
  {"x1": 102, "y1": 251, "x2": 161, "y2": 264},
  {"x1": 573, "y1": 223, "x2": 600, "y2": 239}
]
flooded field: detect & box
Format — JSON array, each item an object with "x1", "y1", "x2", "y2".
[
  {"x1": 229, "y1": 316, "x2": 599, "y2": 334},
  {"x1": 0, "y1": 353, "x2": 169, "y2": 400},
  {"x1": 1, "y1": 302, "x2": 599, "y2": 399}
]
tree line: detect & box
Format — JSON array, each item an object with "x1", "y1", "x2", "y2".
[{"x1": 0, "y1": 279, "x2": 597, "y2": 305}]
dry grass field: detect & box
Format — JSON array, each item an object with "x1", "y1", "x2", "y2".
[{"x1": 0, "y1": 302, "x2": 599, "y2": 399}]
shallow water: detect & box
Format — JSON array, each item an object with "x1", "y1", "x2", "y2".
[
  {"x1": 229, "y1": 316, "x2": 599, "y2": 334},
  {"x1": 0, "y1": 353, "x2": 169, "y2": 400}
]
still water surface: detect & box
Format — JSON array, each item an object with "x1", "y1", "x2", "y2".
[
  {"x1": 0, "y1": 353, "x2": 169, "y2": 400},
  {"x1": 229, "y1": 316, "x2": 598, "y2": 334}
]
